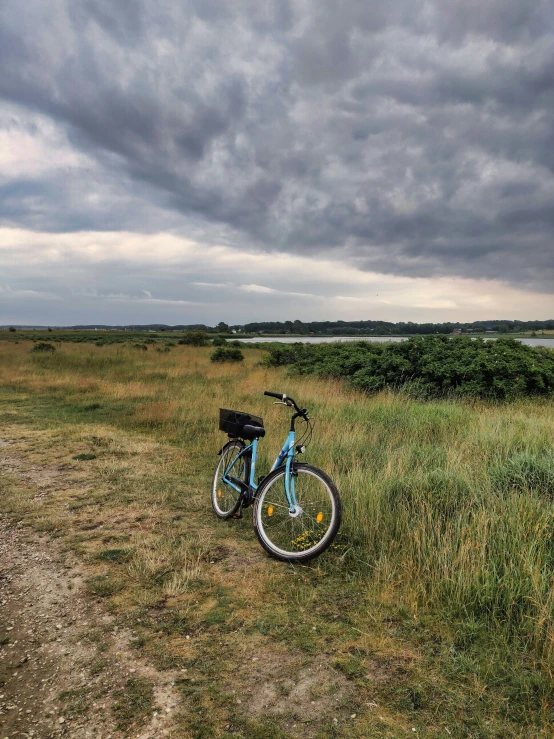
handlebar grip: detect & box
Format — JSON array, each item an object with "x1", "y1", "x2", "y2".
[{"x1": 264, "y1": 391, "x2": 285, "y2": 400}]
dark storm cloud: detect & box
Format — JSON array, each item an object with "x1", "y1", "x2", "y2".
[{"x1": 1, "y1": 0, "x2": 554, "y2": 290}]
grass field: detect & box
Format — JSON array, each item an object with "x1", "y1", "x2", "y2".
[{"x1": 1, "y1": 338, "x2": 554, "y2": 737}]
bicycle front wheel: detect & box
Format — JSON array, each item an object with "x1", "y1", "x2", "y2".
[{"x1": 253, "y1": 463, "x2": 342, "y2": 562}]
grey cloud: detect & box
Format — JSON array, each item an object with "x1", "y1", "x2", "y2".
[
  {"x1": 1, "y1": 0, "x2": 554, "y2": 293},
  {"x1": 81, "y1": 0, "x2": 144, "y2": 43}
]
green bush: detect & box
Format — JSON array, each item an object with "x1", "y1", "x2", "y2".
[
  {"x1": 178, "y1": 331, "x2": 208, "y2": 346},
  {"x1": 212, "y1": 336, "x2": 227, "y2": 346},
  {"x1": 31, "y1": 342, "x2": 56, "y2": 353},
  {"x1": 263, "y1": 337, "x2": 554, "y2": 400},
  {"x1": 133, "y1": 343, "x2": 148, "y2": 351},
  {"x1": 210, "y1": 347, "x2": 244, "y2": 363}
]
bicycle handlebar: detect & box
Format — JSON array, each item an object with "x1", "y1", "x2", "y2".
[
  {"x1": 264, "y1": 391, "x2": 308, "y2": 418},
  {"x1": 264, "y1": 391, "x2": 285, "y2": 400}
]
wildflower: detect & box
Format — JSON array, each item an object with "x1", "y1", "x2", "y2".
[
  {"x1": 515, "y1": 377, "x2": 519, "y2": 381},
  {"x1": 414, "y1": 344, "x2": 418, "y2": 348}
]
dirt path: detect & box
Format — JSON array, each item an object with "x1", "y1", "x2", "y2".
[{"x1": 0, "y1": 456, "x2": 183, "y2": 738}]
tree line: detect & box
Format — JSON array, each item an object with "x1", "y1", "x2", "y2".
[
  {"x1": 6, "y1": 319, "x2": 554, "y2": 335},
  {"x1": 239, "y1": 319, "x2": 554, "y2": 335}
]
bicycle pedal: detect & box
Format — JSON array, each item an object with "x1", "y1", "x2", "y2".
[{"x1": 232, "y1": 505, "x2": 243, "y2": 520}]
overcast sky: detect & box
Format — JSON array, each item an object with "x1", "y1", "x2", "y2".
[{"x1": 1, "y1": 0, "x2": 553, "y2": 325}]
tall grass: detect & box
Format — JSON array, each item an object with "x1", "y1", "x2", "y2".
[{"x1": 2, "y1": 340, "x2": 554, "y2": 671}]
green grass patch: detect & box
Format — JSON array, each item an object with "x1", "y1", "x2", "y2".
[
  {"x1": 491, "y1": 451, "x2": 554, "y2": 497},
  {"x1": 86, "y1": 575, "x2": 125, "y2": 597},
  {"x1": 112, "y1": 677, "x2": 155, "y2": 730},
  {"x1": 96, "y1": 548, "x2": 133, "y2": 562}
]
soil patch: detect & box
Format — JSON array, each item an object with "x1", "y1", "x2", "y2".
[{"x1": 0, "y1": 518, "x2": 181, "y2": 738}]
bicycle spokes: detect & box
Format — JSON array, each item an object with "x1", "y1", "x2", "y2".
[{"x1": 258, "y1": 468, "x2": 335, "y2": 554}]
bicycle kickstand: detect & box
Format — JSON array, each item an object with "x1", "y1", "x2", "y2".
[{"x1": 232, "y1": 499, "x2": 243, "y2": 519}]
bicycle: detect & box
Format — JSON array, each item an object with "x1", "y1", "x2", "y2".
[{"x1": 212, "y1": 391, "x2": 342, "y2": 562}]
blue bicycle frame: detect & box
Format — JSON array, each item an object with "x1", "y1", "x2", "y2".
[{"x1": 222, "y1": 430, "x2": 298, "y2": 511}]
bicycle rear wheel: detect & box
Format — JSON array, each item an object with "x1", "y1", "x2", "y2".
[
  {"x1": 212, "y1": 439, "x2": 246, "y2": 519},
  {"x1": 253, "y1": 463, "x2": 341, "y2": 562}
]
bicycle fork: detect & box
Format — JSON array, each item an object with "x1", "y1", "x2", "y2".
[{"x1": 272, "y1": 431, "x2": 299, "y2": 513}]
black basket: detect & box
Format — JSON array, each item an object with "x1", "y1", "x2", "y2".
[{"x1": 219, "y1": 408, "x2": 264, "y2": 438}]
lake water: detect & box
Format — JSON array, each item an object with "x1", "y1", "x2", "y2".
[{"x1": 240, "y1": 336, "x2": 554, "y2": 348}]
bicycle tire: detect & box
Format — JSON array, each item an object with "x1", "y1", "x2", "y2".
[
  {"x1": 212, "y1": 439, "x2": 246, "y2": 519},
  {"x1": 252, "y1": 463, "x2": 342, "y2": 562}
]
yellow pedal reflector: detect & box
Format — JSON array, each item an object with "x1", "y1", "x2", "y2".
[
  {"x1": 217, "y1": 490, "x2": 222, "y2": 498},
  {"x1": 267, "y1": 505, "x2": 274, "y2": 517},
  {"x1": 316, "y1": 512, "x2": 324, "y2": 523}
]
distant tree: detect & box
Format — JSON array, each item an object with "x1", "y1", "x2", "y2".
[
  {"x1": 216, "y1": 321, "x2": 229, "y2": 333},
  {"x1": 48, "y1": 327, "x2": 52, "y2": 332},
  {"x1": 8, "y1": 327, "x2": 16, "y2": 332}
]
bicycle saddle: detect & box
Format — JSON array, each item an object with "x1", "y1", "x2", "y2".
[{"x1": 242, "y1": 424, "x2": 266, "y2": 440}]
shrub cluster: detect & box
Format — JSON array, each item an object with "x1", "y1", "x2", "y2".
[
  {"x1": 178, "y1": 331, "x2": 208, "y2": 346},
  {"x1": 263, "y1": 336, "x2": 554, "y2": 400},
  {"x1": 210, "y1": 347, "x2": 244, "y2": 363},
  {"x1": 30, "y1": 342, "x2": 56, "y2": 353}
]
